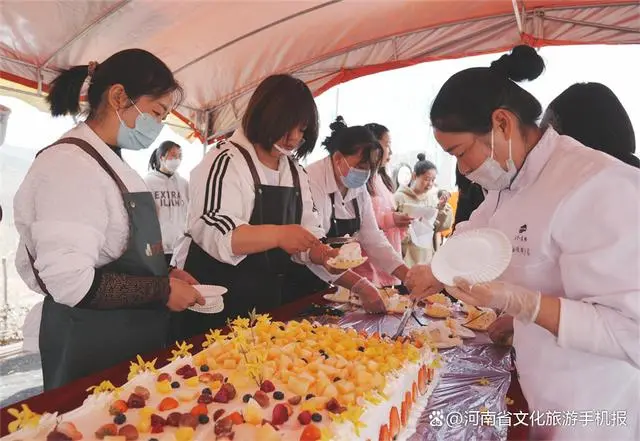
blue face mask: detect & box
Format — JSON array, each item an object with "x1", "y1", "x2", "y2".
[
  {"x1": 115, "y1": 102, "x2": 163, "y2": 151},
  {"x1": 340, "y1": 156, "x2": 370, "y2": 189}
]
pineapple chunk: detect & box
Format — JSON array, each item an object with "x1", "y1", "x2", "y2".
[
  {"x1": 322, "y1": 383, "x2": 339, "y2": 399},
  {"x1": 356, "y1": 370, "x2": 373, "y2": 387},
  {"x1": 299, "y1": 348, "x2": 313, "y2": 359},
  {"x1": 244, "y1": 399, "x2": 264, "y2": 425},
  {"x1": 282, "y1": 343, "x2": 296, "y2": 354},
  {"x1": 267, "y1": 347, "x2": 281, "y2": 360},
  {"x1": 334, "y1": 357, "x2": 348, "y2": 369},
  {"x1": 301, "y1": 397, "x2": 328, "y2": 412},
  {"x1": 288, "y1": 376, "x2": 313, "y2": 396},
  {"x1": 279, "y1": 354, "x2": 293, "y2": 370},
  {"x1": 208, "y1": 344, "x2": 224, "y2": 357},
  {"x1": 342, "y1": 393, "x2": 356, "y2": 405},
  {"x1": 279, "y1": 370, "x2": 292, "y2": 383},
  {"x1": 367, "y1": 360, "x2": 379, "y2": 373},
  {"x1": 317, "y1": 364, "x2": 338, "y2": 376},
  {"x1": 372, "y1": 372, "x2": 386, "y2": 388},
  {"x1": 336, "y1": 380, "x2": 355, "y2": 394},
  {"x1": 223, "y1": 358, "x2": 237, "y2": 369}
]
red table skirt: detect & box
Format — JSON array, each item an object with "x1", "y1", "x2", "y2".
[{"x1": 0, "y1": 292, "x2": 530, "y2": 439}]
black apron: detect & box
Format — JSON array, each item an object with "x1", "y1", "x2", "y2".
[
  {"x1": 29, "y1": 137, "x2": 170, "y2": 391},
  {"x1": 282, "y1": 192, "x2": 362, "y2": 302},
  {"x1": 174, "y1": 142, "x2": 302, "y2": 339}
]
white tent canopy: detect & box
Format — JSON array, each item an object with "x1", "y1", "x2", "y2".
[{"x1": 2, "y1": 0, "x2": 638, "y2": 141}]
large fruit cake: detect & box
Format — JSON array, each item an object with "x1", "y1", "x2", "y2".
[{"x1": 4, "y1": 313, "x2": 441, "y2": 441}]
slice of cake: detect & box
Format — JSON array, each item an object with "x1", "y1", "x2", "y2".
[
  {"x1": 328, "y1": 242, "x2": 366, "y2": 269},
  {"x1": 5, "y1": 316, "x2": 441, "y2": 441}
]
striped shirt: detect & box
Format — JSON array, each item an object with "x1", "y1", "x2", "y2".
[{"x1": 172, "y1": 128, "x2": 338, "y2": 282}]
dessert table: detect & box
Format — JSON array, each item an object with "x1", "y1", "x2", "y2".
[{"x1": 0, "y1": 292, "x2": 530, "y2": 440}]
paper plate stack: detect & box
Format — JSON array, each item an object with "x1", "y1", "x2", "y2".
[{"x1": 188, "y1": 284, "x2": 227, "y2": 314}]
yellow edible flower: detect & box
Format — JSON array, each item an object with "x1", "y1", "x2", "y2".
[
  {"x1": 168, "y1": 341, "x2": 193, "y2": 362},
  {"x1": 478, "y1": 377, "x2": 491, "y2": 386},
  {"x1": 202, "y1": 329, "x2": 226, "y2": 348},
  {"x1": 87, "y1": 380, "x2": 122, "y2": 397},
  {"x1": 231, "y1": 316, "x2": 250, "y2": 329},
  {"x1": 255, "y1": 313, "x2": 272, "y2": 327},
  {"x1": 128, "y1": 354, "x2": 158, "y2": 380},
  {"x1": 7, "y1": 404, "x2": 41, "y2": 433}
]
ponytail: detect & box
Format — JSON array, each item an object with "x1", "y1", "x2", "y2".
[
  {"x1": 46, "y1": 65, "x2": 90, "y2": 117},
  {"x1": 148, "y1": 148, "x2": 161, "y2": 171}
]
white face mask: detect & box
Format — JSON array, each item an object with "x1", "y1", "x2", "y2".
[
  {"x1": 162, "y1": 158, "x2": 181, "y2": 173},
  {"x1": 465, "y1": 130, "x2": 517, "y2": 191}
]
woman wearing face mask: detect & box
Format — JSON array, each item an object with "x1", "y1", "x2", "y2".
[
  {"x1": 405, "y1": 45, "x2": 639, "y2": 440},
  {"x1": 305, "y1": 117, "x2": 409, "y2": 309},
  {"x1": 348, "y1": 122, "x2": 412, "y2": 288},
  {"x1": 171, "y1": 74, "x2": 340, "y2": 339},
  {"x1": 145, "y1": 141, "x2": 189, "y2": 265},
  {"x1": 394, "y1": 155, "x2": 453, "y2": 266},
  {"x1": 13, "y1": 49, "x2": 204, "y2": 390}
]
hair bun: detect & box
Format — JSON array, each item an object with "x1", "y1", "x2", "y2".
[
  {"x1": 490, "y1": 45, "x2": 545, "y2": 82},
  {"x1": 416, "y1": 153, "x2": 426, "y2": 161},
  {"x1": 329, "y1": 115, "x2": 347, "y2": 133}
]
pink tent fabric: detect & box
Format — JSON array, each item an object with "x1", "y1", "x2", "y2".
[{"x1": 1, "y1": 0, "x2": 638, "y2": 141}]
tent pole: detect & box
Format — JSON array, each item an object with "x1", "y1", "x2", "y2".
[
  {"x1": 202, "y1": 110, "x2": 210, "y2": 156},
  {"x1": 512, "y1": 0, "x2": 524, "y2": 34}
]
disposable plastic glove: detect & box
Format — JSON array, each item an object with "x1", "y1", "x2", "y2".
[
  {"x1": 405, "y1": 264, "x2": 444, "y2": 300},
  {"x1": 352, "y1": 278, "x2": 387, "y2": 314},
  {"x1": 446, "y1": 278, "x2": 542, "y2": 324}
]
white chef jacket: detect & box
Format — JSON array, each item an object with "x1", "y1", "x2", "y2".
[
  {"x1": 305, "y1": 156, "x2": 405, "y2": 278},
  {"x1": 172, "y1": 128, "x2": 338, "y2": 282},
  {"x1": 144, "y1": 170, "x2": 189, "y2": 254},
  {"x1": 457, "y1": 128, "x2": 640, "y2": 440},
  {"x1": 14, "y1": 123, "x2": 149, "y2": 352}
]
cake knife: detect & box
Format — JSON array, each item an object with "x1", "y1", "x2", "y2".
[{"x1": 392, "y1": 298, "x2": 417, "y2": 339}]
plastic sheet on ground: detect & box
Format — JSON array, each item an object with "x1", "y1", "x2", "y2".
[{"x1": 315, "y1": 305, "x2": 513, "y2": 441}]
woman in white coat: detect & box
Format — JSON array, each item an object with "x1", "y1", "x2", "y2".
[
  {"x1": 145, "y1": 141, "x2": 189, "y2": 264},
  {"x1": 406, "y1": 45, "x2": 639, "y2": 440}
]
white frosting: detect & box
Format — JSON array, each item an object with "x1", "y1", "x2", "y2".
[{"x1": 336, "y1": 242, "x2": 361, "y2": 261}]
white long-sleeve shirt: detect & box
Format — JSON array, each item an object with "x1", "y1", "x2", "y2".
[
  {"x1": 144, "y1": 170, "x2": 189, "y2": 254},
  {"x1": 172, "y1": 128, "x2": 337, "y2": 282},
  {"x1": 305, "y1": 156, "x2": 405, "y2": 278},
  {"x1": 457, "y1": 128, "x2": 640, "y2": 440},
  {"x1": 14, "y1": 123, "x2": 149, "y2": 351}
]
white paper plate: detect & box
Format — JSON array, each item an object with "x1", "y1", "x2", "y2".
[
  {"x1": 431, "y1": 228, "x2": 512, "y2": 286},
  {"x1": 194, "y1": 284, "x2": 227, "y2": 298},
  {"x1": 326, "y1": 256, "x2": 368, "y2": 270},
  {"x1": 403, "y1": 203, "x2": 438, "y2": 219},
  {"x1": 188, "y1": 295, "x2": 224, "y2": 314}
]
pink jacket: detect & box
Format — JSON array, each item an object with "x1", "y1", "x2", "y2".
[{"x1": 354, "y1": 174, "x2": 405, "y2": 286}]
